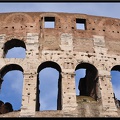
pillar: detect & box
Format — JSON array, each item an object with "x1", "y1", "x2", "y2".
[
  {"x1": 61, "y1": 72, "x2": 77, "y2": 111},
  {"x1": 20, "y1": 71, "x2": 37, "y2": 117},
  {"x1": 98, "y1": 72, "x2": 118, "y2": 116}
]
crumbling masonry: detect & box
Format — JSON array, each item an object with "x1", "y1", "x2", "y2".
[{"x1": 0, "y1": 12, "x2": 120, "y2": 117}]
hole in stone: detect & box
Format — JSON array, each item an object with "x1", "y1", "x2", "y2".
[
  {"x1": 44, "y1": 17, "x2": 55, "y2": 28},
  {"x1": 76, "y1": 18, "x2": 86, "y2": 30}
]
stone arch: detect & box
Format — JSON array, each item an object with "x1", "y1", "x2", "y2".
[
  {"x1": 0, "y1": 64, "x2": 24, "y2": 111},
  {"x1": 39, "y1": 13, "x2": 61, "y2": 19},
  {"x1": 0, "y1": 64, "x2": 23, "y2": 86},
  {"x1": 111, "y1": 65, "x2": 120, "y2": 71},
  {"x1": 75, "y1": 62, "x2": 98, "y2": 100},
  {"x1": 4, "y1": 13, "x2": 33, "y2": 23},
  {"x1": 3, "y1": 38, "x2": 26, "y2": 58},
  {"x1": 36, "y1": 61, "x2": 62, "y2": 111},
  {"x1": 111, "y1": 65, "x2": 120, "y2": 108},
  {"x1": 37, "y1": 61, "x2": 61, "y2": 72}
]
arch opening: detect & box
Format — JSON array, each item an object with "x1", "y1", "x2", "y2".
[
  {"x1": 3, "y1": 39, "x2": 26, "y2": 58},
  {"x1": 75, "y1": 68, "x2": 86, "y2": 95},
  {"x1": 0, "y1": 64, "x2": 24, "y2": 114},
  {"x1": 111, "y1": 65, "x2": 120, "y2": 108},
  {"x1": 36, "y1": 61, "x2": 62, "y2": 111},
  {"x1": 75, "y1": 62, "x2": 98, "y2": 101}
]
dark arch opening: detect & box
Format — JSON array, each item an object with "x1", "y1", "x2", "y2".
[
  {"x1": 0, "y1": 64, "x2": 23, "y2": 78},
  {"x1": 3, "y1": 39, "x2": 26, "y2": 58},
  {"x1": 36, "y1": 61, "x2": 62, "y2": 111},
  {"x1": 111, "y1": 65, "x2": 120, "y2": 108},
  {"x1": 0, "y1": 64, "x2": 24, "y2": 113},
  {"x1": 75, "y1": 62, "x2": 98, "y2": 101}
]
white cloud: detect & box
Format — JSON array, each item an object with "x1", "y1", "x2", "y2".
[
  {"x1": 10, "y1": 73, "x2": 23, "y2": 94},
  {"x1": 3, "y1": 70, "x2": 23, "y2": 94},
  {"x1": 40, "y1": 91, "x2": 57, "y2": 111}
]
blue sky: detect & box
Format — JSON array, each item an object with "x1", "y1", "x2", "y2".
[{"x1": 0, "y1": 2, "x2": 120, "y2": 111}]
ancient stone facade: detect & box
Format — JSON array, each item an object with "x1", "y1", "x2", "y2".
[{"x1": 0, "y1": 12, "x2": 120, "y2": 117}]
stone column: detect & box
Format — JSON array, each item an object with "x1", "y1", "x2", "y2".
[
  {"x1": 26, "y1": 33, "x2": 39, "y2": 59},
  {"x1": 61, "y1": 72, "x2": 77, "y2": 111},
  {"x1": 0, "y1": 34, "x2": 6, "y2": 58},
  {"x1": 98, "y1": 72, "x2": 118, "y2": 116},
  {"x1": 20, "y1": 72, "x2": 37, "y2": 117}
]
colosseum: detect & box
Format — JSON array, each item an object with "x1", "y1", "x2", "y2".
[{"x1": 0, "y1": 12, "x2": 119, "y2": 117}]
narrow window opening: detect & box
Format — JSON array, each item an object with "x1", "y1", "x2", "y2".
[
  {"x1": 37, "y1": 61, "x2": 62, "y2": 111},
  {"x1": 44, "y1": 17, "x2": 55, "y2": 28},
  {"x1": 76, "y1": 18, "x2": 86, "y2": 30},
  {"x1": 39, "y1": 68, "x2": 59, "y2": 111}
]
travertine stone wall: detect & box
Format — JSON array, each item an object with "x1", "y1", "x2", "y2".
[{"x1": 0, "y1": 12, "x2": 120, "y2": 117}]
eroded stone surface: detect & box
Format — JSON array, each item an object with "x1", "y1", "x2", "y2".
[{"x1": 0, "y1": 12, "x2": 119, "y2": 117}]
